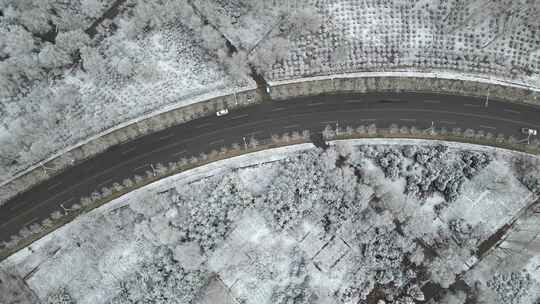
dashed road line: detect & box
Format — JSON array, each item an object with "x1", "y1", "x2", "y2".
[
  {"x1": 440, "y1": 120, "x2": 456, "y2": 125},
  {"x1": 121, "y1": 146, "x2": 137, "y2": 155},
  {"x1": 47, "y1": 182, "x2": 62, "y2": 190},
  {"x1": 284, "y1": 124, "x2": 300, "y2": 129},
  {"x1": 464, "y1": 103, "x2": 480, "y2": 107},
  {"x1": 231, "y1": 114, "x2": 248, "y2": 120},
  {"x1": 246, "y1": 130, "x2": 263, "y2": 136},
  {"x1": 345, "y1": 99, "x2": 361, "y2": 103},
  {"x1": 271, "y1": 107, "x2": 285, "y2": 112},
  {"x1": 22, "y1": 217, "x2": 39, "y2": 227},
  {"x1": 479, "y1": 125, "x2": 496, "y2": 130},
  {"x1": 195, "y1": 123, "x2": 213, "y2": 128},
  {"x1": 308, "y1": 102, "x2": 324, "y2": 106},
  {"x1": 423, "y1": 100, "x2": 440, "y2": 103},
  {"x1": 209, "y1": 139, "x2": 225, "y2": 146},
  {"x1": 359, "y1": 118, "x2": 376, "y2": 121},
  {"x1": 321, "y1": 121, "x2": 337, "y2": 125},
  {"x1": 172, "y1": 150, "x2": 186, "y2": 157},
  {"x1": 399, "y1": 118, "x2": 417, "y2": 122},
  {"x1": 96, "y1": 178, "x2": 113, "y2": 189},
  {"x1": 158, "y1": 133, "x2": 174, "y2": 140},
  {"x1": 504, "y1": 109, "x2": 521, "y2": 114},
  {"x1": 133, "y1": 164, "x2": 148, "y2": 172},
  {"x1": 9, "y1": 201, "x2": 27, "y2": 211}
]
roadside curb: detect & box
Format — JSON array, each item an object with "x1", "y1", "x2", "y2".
[{"x1": 268, "y1": 72, "x2": 540, "y2": 106}]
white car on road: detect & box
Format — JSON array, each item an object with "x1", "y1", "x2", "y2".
[
  {"x1": 522, "y1": 128, "x2": 538, "y2": 136},
  {"x1": 216, "y1": 109, "x2": 229, "y2": 117}
]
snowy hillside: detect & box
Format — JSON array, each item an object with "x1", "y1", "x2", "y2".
[{"x1": 1, "y1": 140, "x2": 539, "y2": 304}]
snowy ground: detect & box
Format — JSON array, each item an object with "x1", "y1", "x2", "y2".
[
  {"x1": 1, "y1": 139, "x2": 539, "y2": 304},
  {"x1": 0, "y1": 0, "x2": 251, "y2": 183},
  {"x1": 264, "y1": 0, "x2": 540, "y2": 86}
]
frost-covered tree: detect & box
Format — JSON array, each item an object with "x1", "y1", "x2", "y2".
[
  {"x1": 376, "y1": 149, "x2": 403, "y2": 180},
  {"x1": 513, "y1": 155, "x2": 540, "y2": 195},
  {"x1": 487, "y1": 271, "x2": 533, "y2": 304},
  {"x1": 108, "y1": 246, "x2": 208, "y2": 304},
  {"x1": 0, "y1": 268, "x2": 39, "y2": 304},
  {"x1": 80, "y1": 0, "x2": 105, "y2": 18},
  {"x1": 45, "y1": 287, "x2": 75, "y2": 304},
  {"x1": 174, "y1": 174, "x2": 253, "y2": 252},
  {"x1": 439, "y1": 290, "x2": 467, "y2": 304},
  {"x1": 338, "y1": 210, "x2": 419, "y2": 302},
  {"x1": 284, "y1": 7, "x2": 323, "y2": 37},
  {"x1": 461, "y1": 151, "x2": 492, "y2": 178}
]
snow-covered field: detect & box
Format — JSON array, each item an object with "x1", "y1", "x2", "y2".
[
  {"x1": 0, "y1": 0, "x2": 250, "y2": 183},
  {"x1": 1, "y1": 139, "x2": 539, "y2": 304},
  {"x1": 264, "y1": 0, "x2": 540, "y2": 86}
]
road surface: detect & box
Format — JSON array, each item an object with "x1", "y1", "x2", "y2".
[{"x1": 1, "y1": 92, "x2": 539, "y2": 245}]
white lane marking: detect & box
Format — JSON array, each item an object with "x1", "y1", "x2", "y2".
[
  {"x1": 308, "y1": 102, "x2": 324, "y2": 106},
  {"x1": 22, "y1": 217, "x2": 39, "y2": 227},
  {"x1": 284, "y1": 124, "x2": 300, "y2": 129},
  {"x1": 209, "y1": 139, "x2": 225, "y2": 146},
  {"x1": 121, "y1": 146, "x2": 137, "y2": 155},
  {"x1": 133, "y1": 164, "x2": 148, "y2": 172},
  {"x1": 172, "y1": 150, "x2": 186, "y2": 157},
  {"x1": 464, "y1": 103, "x2": 480, "y2": 107},
  {"x1": 359, "y1": 118, "x2": 376, "y2": 121},
  {"x1": 247, "y1": 130, "x2": 263, "y2": 136},
  {"x1": 399, "y1": 118, "x2": 417, "y2": 122},
  {"x1": 231, "y1": 114, "x2": 248, "y2": 120},
  {"x1": 321, "y1": 121, "x2": 336, "y2": 125},
  {"x1": 63, "y1": 197, "x2": 75, "y2": 204},
  {"x1": 96, "y1": 178, "x2": 113, "y2": 189},
  {"x1": 47, "y1": 182, "x2": 62, "y2": 190},
  {"x1": 479, "y1": 125, "x2": 496, "y2": 130},
  {"x1": 9, "y1": 201, "x2": 27, "y2": 211},
  {"x1": 271, "y1": 107, "x2": 286, "y2": 112},
  {"x1": 345, "y1": 100, "x2": 361, "y2": 103},
  {"x1": 504, "y1": 109, "x2": 521, "y2": 114},
  {"x1": 440, "y1": 120, "x2": 456, "y2": 125},
  {"x1": 158, "y1": 133, "x2": 174, "y2": 140},
  {"x1": 424, "y1": 100, "x2": 440, "y2": 103},
  {"x1": 195, "y1": 123, "x2": 213, "y2": 128}
]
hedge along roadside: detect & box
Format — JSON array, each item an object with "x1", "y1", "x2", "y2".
[
  {"x1": 2, "y1": 123, "x2": 538, "y2": 261},
  {"x1": 267, "y1": 73, "x2": 540, "y2": 106},
  {"x1": 0, "y1": 89, "x2": 260, "y2": 206}
]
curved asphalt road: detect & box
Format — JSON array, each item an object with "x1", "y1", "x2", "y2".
[{"x1": 1, "y1": 92, "x2": 539, "y2": 245}]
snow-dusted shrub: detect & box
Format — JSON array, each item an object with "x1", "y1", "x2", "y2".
[
  {"x1": 338, "y1": 211, "x2": 419, "y2": 302},
  {"x1": 45, "y1": 287, "x2": 75, "y2": 304},
  {"x1": 461, "y1": 151, "x2": 492, "y2": 178},
  {"x1": 487, "y1": 271, "x2": 533, "y2": 304},
  {"x1": 376, "y1": 149, "x2": 403, "y2": 180},
  {"x1": 176, "y1": 175, "x2": 253, "y2": 252},
  {"x1": 109, "y1": 247, "x2": 208, "y2": 304},
  {"x1": 439, "y1": 290, "x2": 467, "y2": 304},
  {"x1": 0, "y1": 269, "x2": 39, "y2": 304},
  {"x1": 262, "y1": 150, "x2": 326, "y2": 230},
  {"x1": 271, "y1": 275, "x2": 317, "y2": 304},
  {"x1": 448, "y1": 218, "x2": 474, "y2": 246},
  {"x1": 513, "y1": 156, "x2": 540, "y2": 195}
]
